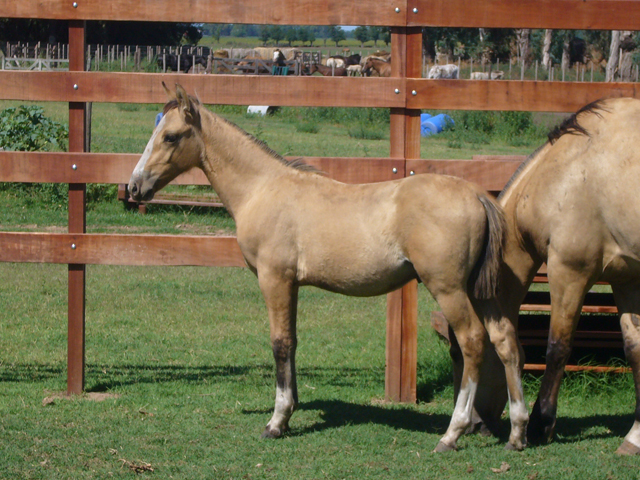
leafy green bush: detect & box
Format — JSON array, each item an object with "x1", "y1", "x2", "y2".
[
  {"x1": 0, "y1": 105, "x2": 69, "y2": 207},
  {"x1": 0, "y1": 105, "x2": 67, "y2": 152}
]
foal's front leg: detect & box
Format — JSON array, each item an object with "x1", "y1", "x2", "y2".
[{"x1": 259, "y1": 272, "x2": 299, "y2": 438}]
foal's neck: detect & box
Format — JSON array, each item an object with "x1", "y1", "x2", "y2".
[{"x1": 199, "y1": 110, "x2": 290, "y2": 218}]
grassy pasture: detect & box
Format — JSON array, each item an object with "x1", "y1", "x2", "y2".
[{"x1": 1, "y1": 102, "x2": 639, "y2": 477}]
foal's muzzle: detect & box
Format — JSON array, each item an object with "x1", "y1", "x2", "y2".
[{"x1": 128, "y1": 177, "x2": 155, "y2": 202}]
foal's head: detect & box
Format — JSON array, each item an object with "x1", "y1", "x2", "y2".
[{"x1": 129, "y1": 83, "x2": 203, "y2": 202}]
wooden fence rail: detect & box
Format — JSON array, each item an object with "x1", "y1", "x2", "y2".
[{"x1": 1, "y1": 0, "x2": 640, "y2": 402}]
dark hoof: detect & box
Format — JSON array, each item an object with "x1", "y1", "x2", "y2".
[
  {"x1": 527, "y1": 411, "x2": 555, "y2": 445},
  {"x1": 616, "y1": 440, "x2": 640, "y2": 455},
  {"x1": 433, "y1": 441, "x2": 457, "y2": 453}
]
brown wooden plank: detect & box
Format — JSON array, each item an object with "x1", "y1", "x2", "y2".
[
  {"x1": 3, "y1": 0, "x2": 639, "y2": 30},
  {"x1": 409, "y1": 0, "x2": 640, "y2": 30},
  {"x1": 0, "y1": 0, "x2": 405, "y2": 26},
  {"x1": 0, "y1": 71, "x2": 405, "y2": 108},
  {"x1": 0, "y1": 152, "x2": 404, "y2": 185},
  {"x1": 0, "y1": 233, "x2": 246, "y2": 267},
  {"x1": 407, "y1": 79, "x2": 640, "y2": 112},
  {"x1": 407, "y1": 159, "x2": 521, "y2": 191}
]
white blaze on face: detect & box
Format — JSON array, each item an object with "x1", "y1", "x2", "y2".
[
  {"x1": 132, "y1": 115, "x2": 166, "y2": 180},
  {"x1": 273, "y1": 51, "x2": 279, "y2": 62}
]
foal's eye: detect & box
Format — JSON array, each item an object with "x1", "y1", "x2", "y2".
[{"x1": 164, "y1": 133, "x2": 179, "y2": 144}]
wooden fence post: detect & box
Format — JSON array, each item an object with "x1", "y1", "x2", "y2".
[
  {"x1": 67, "y1": 20, "x2": 87, "y2": 395},
  {"x1": 386, "y1": 27, "x2": 422, "y2": 404}
]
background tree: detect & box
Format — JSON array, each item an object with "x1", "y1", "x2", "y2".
[
  {"x1": 258, "y1": 25, "x2": 270, "y2": 45},
  {"x1": 328, "y1": 26, "x2": 346, "y2": 47},
  {"x1": 298, "y1": 27, "x2": 315, "y2": 47},
  {"x1": 381, "y1": 28, "x2": 391, "y2": 46},
  {"x1": 368, "y1": 26, "x2": 382, "y2": 47},
  {"x1": 0, "y1": 20, "x2": 202, "y2": 45},
  {"x1": 353, "y1": 26, "x2": 369, "y2": 47},
  {"x1": 270, "y1": 25, "x2": 285, "y2": 46},
  {"x1": 284, "y1": 27, "x2": 298, "y2": 47}
]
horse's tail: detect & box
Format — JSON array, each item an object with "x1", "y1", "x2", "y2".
[{"x1": 470, "y1": 194, "x2": 506, "y2": 300}]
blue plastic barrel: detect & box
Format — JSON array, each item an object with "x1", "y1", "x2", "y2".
[
  {"x1": 155, "y1": 112, "x2": 163, "y2": 126},
  {"x1": 421, "y1": 113, "x2": 454, "y2": 136},
  {"x1": 420, "y1": 113, "x2": 432, "y2": 136}
]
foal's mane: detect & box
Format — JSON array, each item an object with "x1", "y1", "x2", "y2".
[
  {"x1": 498, "y1": 99, "x2": 607, "y2": 199},
  {"x1": 163, "y1": 99, "x2": 321, "y2": 174}
]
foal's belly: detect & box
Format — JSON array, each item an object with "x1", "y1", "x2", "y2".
[{"x1": 297, "y1": 254, "x2": 417, "y2": 297}]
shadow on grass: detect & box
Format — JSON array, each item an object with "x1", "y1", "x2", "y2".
[{"x1": 293, "y1": 399, "x2": 453, "y2": 436}]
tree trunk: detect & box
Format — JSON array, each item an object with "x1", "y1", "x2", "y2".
[
  {"x1": 606, "y1": 30, "x2": 621, "y2": 82},
  {"x1": 542, "y1": 29, "x2": 552, "y2": 69},
  {"x1": 561, "y1": 35, "x2": 570, "y2": 73},
  {"x1": 515, "y1": 29, "x2": 530, "y2": 68}
]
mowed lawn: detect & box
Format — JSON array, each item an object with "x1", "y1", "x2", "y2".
[{"x1": 1, "y1": 101, "x2": 640, "y2": 478}]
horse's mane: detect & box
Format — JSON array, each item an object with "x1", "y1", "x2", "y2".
[
  {"x1": 547, "y1": 99, "x2": 607, "y2": 144},
  {"x1": 162, "y1": 99, "x2": 322, "y2": 175},
  {"x1": 218, "y1": 116, "x2": 322, "y2": 174},
  {"x1": 498, "y1": 99, "x2": 608, "y2": 200}
]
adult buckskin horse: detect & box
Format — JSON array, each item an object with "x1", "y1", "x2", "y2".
[
  {"x1": 128, "y1": 83, "x2": 528, "y2": 451},
  {"x1": 473, "y1": 97, "x2": 640, "y2": 455}
]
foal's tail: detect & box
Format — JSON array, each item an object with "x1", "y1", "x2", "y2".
[{"x1": 471, "y1": 194, "x2": 506, "y2": 300}]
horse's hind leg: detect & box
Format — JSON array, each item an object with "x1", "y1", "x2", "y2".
[
  {"x1": 259, "y1": 271, "x2": 299, "y2": 439},
  {"x1": 433, "y1": 290, "x2": 486, "y2": 452},
  {"x1": 528, "y1": 261, "x2": 594, "y2": 444},
  {"x1": 612, "y1": 283, "x2": 640, "y2": 455}
]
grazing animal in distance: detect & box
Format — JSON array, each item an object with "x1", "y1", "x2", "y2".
[
  {"x1": 157, "y1": 53, "x2": 207, "y2": 73},
  {"x1": 307, "y1": 63, "x2": 347, "y2": 76},
  {"x1": 470, "y1": 71, "x2": 504, "y2": 80},
  {"x1": 427, "y1": 64, "x2": 459, "y2": 79},
  {"x1": 128, "y1": 82, "x2": 529, "y2": 453},
  {"x1": 362, "y1": 57, "x2": 391, "y2": 77}
]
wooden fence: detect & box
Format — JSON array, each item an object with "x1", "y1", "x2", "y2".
[{"x1": 1, "y1": 0, "x2": 640, "y2": 403}]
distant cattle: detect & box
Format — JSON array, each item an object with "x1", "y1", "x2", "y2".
[
  {"x1": 157, "y1": 53, "x2": 207, "y2": 73},
  {"x1": 427, "y1": 64, "x2": 459, "y2": 79},
  {"x1": 470, "y1": 70, "x2": 504, "y2": 80}
]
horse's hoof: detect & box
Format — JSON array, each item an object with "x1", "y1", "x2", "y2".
[
  {"x1": 526, "y1": 419, "x2": 554, "y2": 445},
  {"x1": 261, "y1": 426, "x2": 284, "y2": 439},
  {"x1": 616, "y1": 440, "x2": 640, "y2": 455},
  {"x1": 433, "y1": 441, "x2": 457, "y2": 453},
  {"x1": 504, "y1": 441, "x2": 526, "y2": 451}
]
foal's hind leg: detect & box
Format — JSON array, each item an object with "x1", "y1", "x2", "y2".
[
  {"x1": 258, "y1": 271, "x2": 299, "y2": 439},
  {"x1": 611, "y1": 283, "x2": 640, "y2": 455},
  {"x1": 433, "y1": 290, "x2": 487, "y2": 452},
  {"x1": 484, "y1": 312, "x2": 528, "y2": 450}
]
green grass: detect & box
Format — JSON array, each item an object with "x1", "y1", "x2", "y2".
[
  {"x1": 2, "y1": 101, "x2": 639, "y2": 477},
  {"x1": 0, "y1": 263, "x2": 639, "y2": 479}
]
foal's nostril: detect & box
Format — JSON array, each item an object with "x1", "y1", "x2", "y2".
[{"x1": 131, "y1": 183, "x2": 138, "y2": 196}]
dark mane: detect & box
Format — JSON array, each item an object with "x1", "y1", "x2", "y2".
[
  {"x1": 217, "y1": 115, "x2": 323, "y2": 174},
  {"x1": 499, "y1": 99, "x2": 608, "y2": 200},
  {"x1": 162, "y1": 99, "x2": 322, "y2": 174},
  {"x1": 547, "y1": 99, "x2": 607, "y2": 144}
]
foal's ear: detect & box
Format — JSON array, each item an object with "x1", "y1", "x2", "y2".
[
  {"x1": 162, "y1": 81, "x2": 175, "y2": 100},
  {"x1": 175, "y1": 83, "x2": 200, "y2": 125}
]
